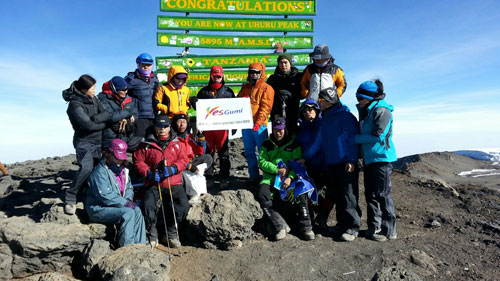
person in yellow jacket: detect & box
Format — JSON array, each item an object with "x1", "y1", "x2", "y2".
[
  {"x1": 237, "y1": 62, "x2": 275, "y2": 183},
  {"x1": 154, "y1": 65, "x2": 191, "y2": 118},
  {"x1": 301, "y1": 44, "x2": 346, "y2": 101}
]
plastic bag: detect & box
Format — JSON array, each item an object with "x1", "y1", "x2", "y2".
[{"x1": 184, "y1": 163, "x2": 207, "y2": 196}]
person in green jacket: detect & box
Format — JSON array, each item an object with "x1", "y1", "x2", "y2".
[{"x1": 256, "y1": 117, "x2": 315, "y2": 241}]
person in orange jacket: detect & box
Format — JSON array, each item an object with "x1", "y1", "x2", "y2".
[
  {"x1": 154, "y1": 65, "x2": 191, "y2": 118},
  {"x1": 237, "y1": 63, "x2": 275, "y2": 183},
  {"x1": 0, "y1": 162, "x2": 8, "y2": 177}
]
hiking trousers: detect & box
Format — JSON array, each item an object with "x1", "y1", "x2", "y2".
[{"x1": 66, "y1": 142, "x2": 101, "y2": 205}]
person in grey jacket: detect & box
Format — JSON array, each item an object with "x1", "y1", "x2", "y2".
[
  {"x1": 86, "y1": 139, "x2": 146, "y2": 247},
  {"x1": 62, "y1": 74, "x2": 110, "y2": 215}
]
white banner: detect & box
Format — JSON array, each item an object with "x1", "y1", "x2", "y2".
[{"x1": 196, "y1": 98, "x2": 254, "y2": 131}]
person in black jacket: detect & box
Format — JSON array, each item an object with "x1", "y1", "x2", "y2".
[
  {"x1": 196, "y1": 66, "x2": 235, "y2": 181},
  {"x1": 98, "y1": 76, "x2": 142, "y2": 152},
  {"x1": 267, "y1": 53, "x2": 303, "y2": 134},
  {"x1": 62, "y1": 74, "x2": 110, "y2": 215}
]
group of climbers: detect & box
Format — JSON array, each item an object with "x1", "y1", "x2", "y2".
[{"x1": 61, "y1": 43, "x2": 397, "y2": 249}]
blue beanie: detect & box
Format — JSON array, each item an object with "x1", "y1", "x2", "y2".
[
  {"x1": 110, "y1": 76, "x2": 128, "y2": 92},
  {"x1": 356, "y1": 81, "x2": 378, "y2": 100}
]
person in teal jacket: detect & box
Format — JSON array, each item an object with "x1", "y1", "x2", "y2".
[
  {"x1": 85, "y1": 139, "x2": 146, "y2": 247},
  {"x1": 256, "y1": 117, "x2": 315, "y2": 241},
  {"x1": 355, "y1": 79, "x2": 397, "y2": 242}
]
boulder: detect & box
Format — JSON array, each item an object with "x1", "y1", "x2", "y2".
[
  {"x1": 0, "y1": 243, "x2": 13, "y2": 280},
  {"x1": 410, "y1": 249, "x2": 438, "y2": 274},
  {"x1": 0, "y1": 216, "x2": 91, "y2": 278},
  {"x1": 0, "y1": 175, "x2": 20, "y2": 197},
  {"x1": 186, "y1": 190, "x2": 263, "y2": 248},
  {"x1": 96, "y1": 244, "x2": 170, "y2": 281},
  {"x1": 372, "y1": 265, "x2": 423, "y2": 281},
  {"x1": 22, "y1": 272, "x2": 79, "y2": 281},
  {"x1": 80, "y1": 239, "x2": 112, "y2": 278}
]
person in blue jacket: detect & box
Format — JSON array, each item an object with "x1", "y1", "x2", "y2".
[
  {"x1": 355, "y1": 80, "x2": 397, "y2": 242},
  {"x1": 85, "y1": 139, "x2": 146, "y2": 247},
  {"x1": 308, "y1": 88, "x2": 362, "y2": 242}
]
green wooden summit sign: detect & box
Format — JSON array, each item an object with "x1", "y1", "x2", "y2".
[
  {"x1": 158, "y1": 69, "x2": 274, "y2": 84},
  {"x1": 158, "y1": 16, "x2": 313, "y2": 32},
  {"x1": 157, "y1": 33, "x2": 313, "y2": 49},
  {"x1": 156, "y1": 53, "x2": 310, "y2": 70},
  {"x1": 160, "y1": 0, "x2": 316, "y2": 15}
]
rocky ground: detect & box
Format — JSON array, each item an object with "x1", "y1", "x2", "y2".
[{"x1": 0, "y1": 140, "x2": 499, "y2": 281}]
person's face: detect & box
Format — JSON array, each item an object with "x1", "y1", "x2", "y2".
[
  {"x1": 357, "y1": 98, "x2": 371, "y2": 109},
  {"x1": 176, "y1": 119, "x2": 188, "y2": 133},
  {"x1": 318, "y1": 99, "x2": 332, "y2": 111},
  {"x1": 273, "y1": 128, "x2": 285, "y2": 141},
  {"x1": 83, "y1": 84, "x2": 96, "y2": 98},
  {"x1": 278, "y1": 59, "x2": 291, "y2": 73},
  {"x1": 173, "y1": 76, "x2": 186, "y2": 86},
  {"x1": 249, "y1": 70, "x2": 261, "y2": 80},
  {"x1": 139, "y1": 63, "x2": 153, "y2": 71},
  {"x1": 303, "y1": 107, "x2": 317, "y2": 122},
  {"x1": 211, "y1": 74, "x2": 223, "y2": 83},
  {"x1": 314, "y1": 59, "x2": 326, "y2": 65},
  {"x1": 155, "y1": 125, "x2": 170, "y2": 138},
  {"x1": 110, "y1": 154, "x2": 126, "y2": 166},
  {"x1": 116, "y1": 88, "x2": 128, "y2": 98}
]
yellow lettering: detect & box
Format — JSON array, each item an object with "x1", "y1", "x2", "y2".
[
  {"x1": 277, "y1": 2, "x2": 287, "y2": 12},
  {"x1": 296, "y1": 2, "x2": 305, "y2": 12},
  {"x1": 225, "y1": 38, "x2": 233, "y2": 45},
  {"x1": 166, "y1": 0, "x2": 176, "y2": 8},
  {"x1": 207, "y1": 0, "x2": 215, "y2": 10},
  {"x1": 263, "y1": 2, "x2": 272, "y2": 12},
  {"x1": 190, "y1": 0, "x2": 201, "y2": 9},
  {"x1": 177, "y1": 0, "x2": 186, "y2": 9},
  {"x1": 217, "y1": 1, "x2": 226, "y2": 10},
  {"x1": 254, "y1": 1, "x2": 262, "y2": 11}
]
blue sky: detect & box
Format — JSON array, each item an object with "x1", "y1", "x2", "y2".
[{"x1": 1, "y1": 0, "x2": 499, "y2": 163}]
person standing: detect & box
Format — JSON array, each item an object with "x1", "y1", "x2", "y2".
[
  {"x1": 125, "y1": 53, "x2": 160, "y2": 138},
  {"x1": 355, "y1": 80, "x2": 397, "y2": 242},
  {"x1": 301, "y1": 44, "x2": 346, "y2": 102},
  {"x1": 237, "y1": 63, "x2": 275, "y2": 183},
  {"x1": 86, "y1": 139, "x2": 146, "y2": 247},
  {"x1": 267, "y1": 53, "x2": 303, "y2": 134},
  {"x1": 154, "y1": 65, "x2": 191, "y2": 118},
  {"x1": 196, "y1": 66, "x2": 235, "y2": 180},
  {"x1": 133, "y1": 114, "x2": 189, "y2": 248},
  {"x1": 62, "y1": 74, "x2": 110, "y2": 215}
]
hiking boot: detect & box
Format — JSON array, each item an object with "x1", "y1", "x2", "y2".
[
  {"x1": 275, "y1": 228, "x2": 287, "y2": 241},
  {"x1": 303, "y1": 230, "x2": 315, "y2": 241},
  {"x1": 148, "y1": 239, "x2": 159, "y2": 249},
  {"x1": 64, "y1": 204, "x2": 76, "y2": 215},
  {"x1": 389, "y1": 234, "x2": 398, "y2": 240},
  {"x1": 364, "y1": 227, "x2": 381, "y2": 237},
  {"x1": 369, "y1": 233, "x2": 388, "y2": 242},
  {"x1": 340, "y1": 232, "x2": 357, "y2": 242},
  {"x1": 168, "y1": 238, "x2": 181, "y2": 248}
]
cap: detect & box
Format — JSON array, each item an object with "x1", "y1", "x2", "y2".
[
  {"x1": 210, "y1": 66, "x2": 224, "y2": 75},
  {"x1": 155, "y1": 114, "x2": 171, "y2": 127},
  {"x1": 175, "y1": 73, "x2": 188, "y2": 79},
  {"x1": 319, "y1": 87, "x2": 339, "y2": 105},
  {"x1": 108, "y1": 139, "x2": 128, "y2": 161},
  {"x1": 309, "y1": 44, "x2": 332, "y2": 60},
  {"x1": 110, "y1": 76, "x2": 128, "y2": 92},
  {"x1": 272, "y1": 117, "x2": 286, "y2": 130}
]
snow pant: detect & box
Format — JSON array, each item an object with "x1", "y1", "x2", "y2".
[
  {"x1": 204, "y1": 130, "x2": 230, "y2": 179},
  {"x1": 241, "y1": 126, "x2": 268, "y2": 179},
  {"x1": 364, "y1": 162, "x2": 397, "y2": 237},
  {"x1": 87, "y1": 205, "x2": 146, "y2": 247},
  {"x1": 135, "y1": 118, "x2": 154, "y2": 138},
  {"x1": 324, "y1": 163, "x2": 361, "y2": 235},
  {"x1": 142, "y1": 184, "x2": 189, "y2": 241},
  {"x1": 66, "y1": 142, "x2": 101, "y2": 205},
  {"x1": 256, "y1": 183, "x2": 312, "y2": 234}
]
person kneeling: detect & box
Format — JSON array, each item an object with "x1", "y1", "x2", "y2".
[{"x1": 85, "y1": 139, "x2": 146, "y2": 248}]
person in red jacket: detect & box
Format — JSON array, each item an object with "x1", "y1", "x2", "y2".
[{"x1": 133, "y1": 114, "x2": 189, "y2": 248}]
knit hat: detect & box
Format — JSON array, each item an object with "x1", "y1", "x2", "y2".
[
  {"x1": 108, "y1": 139, "x2": 128, "y2": 161},
  {"x1": 155, "y1": 114, "x2": 171, "y2": 127},
  {"x1": 277, "y1": 53, "x2": 293, "y2": 64},
  {"x1": 309, "y1": 44, "x2": 332, "y2": 60},
  {"x1": 173, "y1": 112, "x2": 189, "y2": 123},
  {"x1": 356, "y1": 80, "x2": 384, "y2": 100},
  {"x1": 272, "y1": 117, "x2": 286, "y2": 130},
  {"x1": 319, "y1": 87, "x2": 339, "y2": 105},
  {"x1": 110, "y1": 76, "x2": 128, "y2": 92}
]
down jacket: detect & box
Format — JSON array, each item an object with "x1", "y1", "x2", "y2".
[
  {"x1": 125, "y1": 70, "x2": 159, "y2": 119},
  {"x1": 154, "y1": 65, "x2": 191, "y2": 117},
  {"x1": 300, "y1": 59, "x2": 346, "y2": 101},
  {"x1": 258, "y1": 134, "x2": 302, "y2": 186}
]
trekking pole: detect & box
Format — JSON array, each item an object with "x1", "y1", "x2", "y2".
[
  {"x1": 164, "y1": 158, "x2": 183, "y2": 257},
  {"x1": 156, "y1": 165, "x2": 172, "y2": 260}
]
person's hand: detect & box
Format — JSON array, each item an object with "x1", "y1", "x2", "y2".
[
  {"x1": 124, "y1": 200, "x2": 136, "y2": 209},
  {"x1": 252, "y1": 123, "x2": 260, "y2": 132},
  {"x1": 119, "y1": 119, "x2": 127, "y2": 132},
  {"x1": 277, "y1": 167, "x2": 287, "y2": 176},
  {"x1": 282, "y1": 177, "x2": 292, "y2": 189},
  {"x1": 129, "y1": 115, "x2": 135, "y2": 123},
  {"x1": 345, "y1": 162, "x2": 355, "y2": 173},
  {"x1": 147, "y1": 170, "x2": 161, "y2": 182},
  {"x1": 163, "y1": 166, "x2": 176, "y2": 178},
  {"x1": 154, "y1": 171, "x2": 161, "y2": 182}
]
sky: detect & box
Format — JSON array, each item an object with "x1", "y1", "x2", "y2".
[{"x1": 1, "y1": 0, "x2": 499, "y2": 163}]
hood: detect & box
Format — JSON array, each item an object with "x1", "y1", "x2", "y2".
[
  {"x1": 324, "y1": 102, "x2": 350, "y2": 115},
  {"x1": 168, "y1": 65, "x2": 188, "y2": 87},
  {"x1": 247, "y1": 62, "x2": 266, "y2": 84},
  {"x1": 62, "y1": 81, "x2": 90, "y2": 103},
  {"x1": 298, "y1": 99, "x2": 322, "y2": 123},
  {"x1": 100, "y1": 80, "x2": 132, "y2": 106},
  {"x1": 368, "y1": 99, "x2": 394, "y2": 112}
]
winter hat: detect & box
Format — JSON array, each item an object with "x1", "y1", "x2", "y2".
[
  {"x1": 136, "y1": 53, "x2": 154, "y2": 65},
  {"x1": 155, "y1": 114, "x2": 171, "y2": 127},
  {"x1": 110, "y1": 76, "x2": 128, "y2": 92},
  {"x1": 108, "y1": 139, "x2": 128, "y2": 161},
  {"x1": 319, "y1": 87, "x2": 339, "y2": 105},
  {"x1": 173, "y1": 112, "x2": 189, "y2": 123},
  {"x1": 356, "y1": 80, "x2": 384, "y2": 100},
  {"x1": 309, "y1": 44, "x2": 332, "y2": 60},
  {"x1": 277, "y1": 53, "x2": 293, "y2": 64},
  {"x1": 272, "y1": 117, "x2": 287, "y2": 130}
]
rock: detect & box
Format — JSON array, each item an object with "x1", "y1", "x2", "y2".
[
  {"x1": 223, "y1": 239, "x2": 243, "y2": 250},
  {"x1": 80, "y1": 239, "x2": 112, "y2": 278},
  {"x1": 372, "y1": 265, "x2": 423, "y2": 281},
  {"x1": 22, "y1": 272, "x2": 79, "y2": 281},
  {"x1": 0, "y1": 243, "x2": 13, "y2": 280},
  {"x1": 0, "y1": 175, "x2": 20, "y2": 196},
  {"x1": 410, "y1": 250, "x2": 438, "y2": 274},
  {"x1": 186, "y1": 190, "x2": 263, "y2": 248},
  {"x1": 96, "y1": 244, "x2": 170, "y2": 281},
  {"x1": 0, "y1": 216, "x2": 91, "y2": 278},
  {"x1": 88, "y1": 223, "x2": 109, "y2": 239},
  {"x1": 425, "y1": 219, "x2": 442, "y2": 228},
  {"x1": 40, "y1": 204, "x2": 81, "y2": 225}
]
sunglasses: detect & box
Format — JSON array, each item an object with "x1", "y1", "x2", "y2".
[
  {"x1": 119, "y1": 87, "x2": 128, "y2": 92},
  {"x1": 155, "y1": 124, "x2": 170, "y2": 128},
  {"x1": 249, "y1": 70, "x2": 261, "y2": 74},
  {"x1": 212, "y1": 75, "x2": 223, "y2": 79}
]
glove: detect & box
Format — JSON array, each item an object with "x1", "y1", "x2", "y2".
[
  {"x1": 147, "y1": 170, "x2": 161, "y2": 182},
  {"x1": 189, "y1": 96, "x2": 198, "y2": 110},
  {"x1": 163, "y1": 165, "x2": 177, "y2": 178},
  {"x1": 231, "y1": 129, "x2": 237, "y2": 135},
  {"x1": 252, "y1": 123, "x2": 261, "y2": 132},
  {"x1": 124, "y1": 200, "x2": 136, "y2": 209}
]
